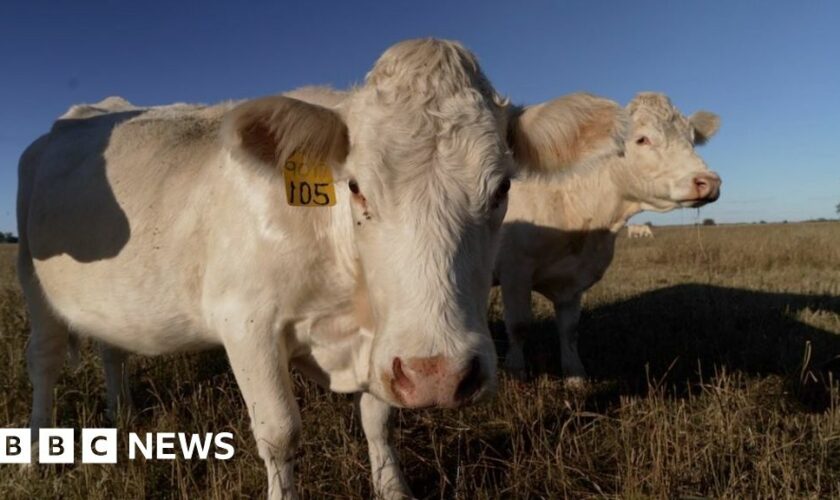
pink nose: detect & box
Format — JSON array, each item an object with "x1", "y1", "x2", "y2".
[
  {"x1": 693, "y1": 172, "x2": 721, "y2": 201},
  {"x1": 390, "y1": 356, "x2": 486, "y2": 408}
]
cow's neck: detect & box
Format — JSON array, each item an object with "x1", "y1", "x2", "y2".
[
  {"x1": 219, "y1": 156, "x2": 364, "y2": 320},
  {"x1": 598, "y1": 154, "x2": 646, "y2": 231},
  {"x1": 541, "y1": 156, "x2": 642, "y2": 233}
]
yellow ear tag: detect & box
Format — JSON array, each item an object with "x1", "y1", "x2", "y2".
[{"x1": 282, "y1": 152, "x2": 337, "y2": 207}]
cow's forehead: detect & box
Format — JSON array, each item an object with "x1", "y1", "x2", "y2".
[
  {"x1": 628, "y1": 92, "x2": 692, "y2": 142},
  {"x1": 365, "y1": 38, "x2": 504, "y2": 107},
  {"x1": 357, "y1": 38, "x2": 508, "y2": 135},
  {"x1": 347, "y1": 100, "x2": 510, "y2": 211},
  {"x1": 343, "y1": 39, "x2": 510, "y2": 196}
]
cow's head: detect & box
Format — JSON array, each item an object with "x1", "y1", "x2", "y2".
[
  {"x1": 223, "y1": 39, "x2": 627, "y2": 408},
  {"x1": 621, "y1": 92, "x2": 721, "y2": 210}
]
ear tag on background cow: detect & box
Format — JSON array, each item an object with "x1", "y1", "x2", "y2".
[{"x1": 282, "y1": 152, "x2": 337, "y2": 207}]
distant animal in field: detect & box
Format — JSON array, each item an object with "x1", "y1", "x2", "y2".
[
  {"x1": 627, "y1": 224, "x2": 654, "y2": 238},
  {"x1": 17, "y1": 38, "x2": 629, "y2": 499},
  {"x1": 496, "y1": 92, "x2": 721, "y2": 385}
]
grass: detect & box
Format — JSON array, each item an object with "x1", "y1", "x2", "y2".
[{"x1": 1, "y1": 222, "x2": 839, "y2": 498}]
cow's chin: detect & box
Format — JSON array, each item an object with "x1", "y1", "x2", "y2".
[
  {"x1": 678, "y1": 199, "x2": 708, "y2": 208},
  {"x1": 670, "y1": 180, "x2": 720, "y2": 209},
  {"x1": 677, "y1": 196, "x2": 718, "y2": 209},
  {"x1": 643, "y1": 198, "x2": 712, "y2": 212},
  {"x1": 640, "y1": 198, "x2": 683, "y2": 212},
  {"x1": 657, "y1": 189, "x2": 718, "y2": 210}
]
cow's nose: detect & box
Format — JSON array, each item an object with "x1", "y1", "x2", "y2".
[
  {"x1": 390, "y1": 356, "x2": 487, "y2": 408},
  {"x1": 693, "y1": 172, "x2": 721, "y2": 200}
]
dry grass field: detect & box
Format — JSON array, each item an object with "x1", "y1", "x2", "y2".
[{"x1": 1, "y1": 222, "x2": 839, "y2": 499}]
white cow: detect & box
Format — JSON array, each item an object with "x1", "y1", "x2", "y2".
[
  {"x1": 17, "y1": 39, "x2": 628, "y2": 498},
  {"x1": 496, "y1": 92, "x2": 721, "y2": 384},
  {"x1": 627, "y1": 224, "x2": 654, "y2": 238}
]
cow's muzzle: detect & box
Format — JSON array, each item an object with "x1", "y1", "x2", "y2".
[
  {"x1": 388, "y1": 355, "x2": 488, "y2": 408},
  {"x1": 691, "y1": 171, "x2": 721, "y2": 205}
]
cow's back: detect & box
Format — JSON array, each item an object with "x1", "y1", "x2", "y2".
[{"x1": 19, "y1": 100, "x2": 231, "y2": 353}]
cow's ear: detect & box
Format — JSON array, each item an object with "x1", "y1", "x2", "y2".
[
  {"x1": 223, "y1": 95, "x2": 349, "y2": 172},
  {"x1": 689, "y1": 111, "x2": 720, "y2": 146},
  {"x1": 508, "y1": 93, "x2": 628, "y2": 173}
]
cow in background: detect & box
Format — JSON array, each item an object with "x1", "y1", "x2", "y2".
[
  {"x1": 497, "y1": 92, "x2": 721, "y2": 384},
  {"x1": 627, "y1": 224, "x2": 654, "y2": 238}
]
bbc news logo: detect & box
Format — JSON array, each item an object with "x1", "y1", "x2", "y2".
[{"x1": 0, "y1": 429, "x2": 235, "y2": 463}]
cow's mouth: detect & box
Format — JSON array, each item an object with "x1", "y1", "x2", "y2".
[
  {"x1": 679, "y1": 194, "x2": 719, "y2": 208},
  {"x1": 682, "y1": 199, "x2": 710, "y2": 208}
]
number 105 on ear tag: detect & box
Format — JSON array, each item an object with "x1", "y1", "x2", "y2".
[{"x1": 283, "y1": 152, "x2": 337, "y2": 207}]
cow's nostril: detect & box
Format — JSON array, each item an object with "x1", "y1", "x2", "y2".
[
  {"x1": 694, "y1": 177, "x2": 711, "y2": 197},
  {"x1": 454, "y1": 356, "x2": 484, "y2": 403},
  {"x1": 392, "y1": 357, "x2": 413, "y2": 391}
]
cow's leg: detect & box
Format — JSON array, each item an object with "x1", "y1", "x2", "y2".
[
  {"x1": 554, "y1": 295, "x2": 587, "y2": 387},
  {"x1": 100, "y1": 343, "x2": 132, "y2": 422},
  {"x1": 24, "y1": 293, "x2": 69, "y2": 458},
  {"x1": 356, "y1": 392, "x2": 411, "y2": 499},
  {"x1": 500, "y1": 272, "x2": 533, "y2": 377},
  {"x1": 224, "y1": 334, "x2": 301, "y2": 500}
]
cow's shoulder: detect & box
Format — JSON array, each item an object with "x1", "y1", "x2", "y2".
[
  {"x1": 111, "y1": 102, "x2": 232, "y2": 148},
  {"x1": 284, "y1": 86, "x2": 348, "y2": 108},
  {"x1": 48, "y1": 98, "x2": 235, "y2": 157},
  {"x1": 58, "y1": 96, "x2": 137, "y2": 120}
]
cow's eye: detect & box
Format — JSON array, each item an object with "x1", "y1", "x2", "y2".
[
  {"x1": 348, "y1": 179, "x2": 360, "y2": 194},
  {"x1": 491, "y1": 177, "x2": 511, "y2": 209},
  {"x1": 636, "y1": 136, "x2": 651, "y2": 146}
]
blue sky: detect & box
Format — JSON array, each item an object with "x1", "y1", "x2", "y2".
[{"x1": 1, "y1": 1, "x2": 838, "y2": 232}]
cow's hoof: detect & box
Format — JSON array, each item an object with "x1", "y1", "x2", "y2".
[
  {"x1": 18, "y1": 441, "x2": 41, "y2": 471},
  {"x1": 17, "y1": 461, "x2": 36, "y2": 474},
  {"x1": 374, "y1": 484, "x2": 415, "y2": 500},
  {"x1": 563, "y1": 376, "x2": 588, "y2": 390},
  {"x1": 379, "y1": 491, "x2": 416, "y2": 500}
]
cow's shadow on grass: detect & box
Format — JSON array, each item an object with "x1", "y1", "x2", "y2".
[{"x1": 491, "y1": 284, "x2": 840, "y2": 410}]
